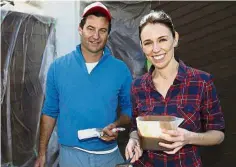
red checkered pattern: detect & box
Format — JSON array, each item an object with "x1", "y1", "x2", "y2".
[{"x1": 131, "y1": 60, "x2": 225, "y2": 167}]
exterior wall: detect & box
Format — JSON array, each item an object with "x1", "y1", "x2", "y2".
[
  {"x1": 151, "y1": 1, "x2": 236, "y2": 166},
  {"x1": 41, "y1": 1, "x2": 81, "y2": 57}
]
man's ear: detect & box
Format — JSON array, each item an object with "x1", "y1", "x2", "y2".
[
  {"x1": 174, "y1": 31, "x2": 179, "y2": 47},
  {"x1": 78, "y1": 26, "x2": 82, "y2": 35}
]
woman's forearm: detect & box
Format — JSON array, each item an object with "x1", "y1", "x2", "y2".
[
  {"x1": 130, "y1": 130, "x2": 140, "y2": 141},
  {"x1": 188, "y1": 130, "x2": 224, "y2": 146}
]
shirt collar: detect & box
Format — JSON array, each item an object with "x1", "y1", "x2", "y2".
[{"x1": 176, "y1": 60, "x2": 188, "y2": 82}]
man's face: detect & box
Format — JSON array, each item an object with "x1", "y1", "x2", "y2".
[{"x1": 79, "y1": 15, "x2": 109, "y2": 54}]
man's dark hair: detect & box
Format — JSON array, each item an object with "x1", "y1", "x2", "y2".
[{"x1": 79, "y1": 12, "x2": 111, "y2": 34}]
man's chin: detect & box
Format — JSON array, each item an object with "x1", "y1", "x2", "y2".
[{"x1": 88, "y1": 47, "x2": 104, "y2": 54}]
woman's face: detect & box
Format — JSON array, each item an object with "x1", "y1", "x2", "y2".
[{"x1": 140, "y1": 23, "x2": 178, "y2": 70}]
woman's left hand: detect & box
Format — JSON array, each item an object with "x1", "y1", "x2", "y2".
[{"x1": 158, "y1": 127, "x2": 192, "y2": 154}]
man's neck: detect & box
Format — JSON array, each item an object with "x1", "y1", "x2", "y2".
[{"x1": 81, "y1": 46, "x2": 103, "y2": 63}]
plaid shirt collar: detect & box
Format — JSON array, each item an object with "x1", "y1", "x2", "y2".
[{"x1": 145, "y1": 59, "x2": 192, "y2": 88}]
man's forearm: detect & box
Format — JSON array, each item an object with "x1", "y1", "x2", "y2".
[
  {"x1": 114, "y1": 114, "x2": 131, "y2": 127},
  {"x1": 38, "y1": 115, "x2": 56, "y2": 156},
  {"x1": 188, "y1": 130, "x2": 224, "y2": 146}
]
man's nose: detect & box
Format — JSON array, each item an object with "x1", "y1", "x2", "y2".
[{"x1": 93, "y1": 31, "x2": 100, "y2": 39}]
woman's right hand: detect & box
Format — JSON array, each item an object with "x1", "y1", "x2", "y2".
[{"x1": 125, "y1": 138, "x2": 143, "y2": 163}]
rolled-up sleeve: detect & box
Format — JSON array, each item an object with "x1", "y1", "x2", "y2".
[
  {"x1": 201, "y1": 75, "x2": 225, "y2": 131},
  {"x1": 42, "y1": 62, "x2": 59, "y2": 118}
]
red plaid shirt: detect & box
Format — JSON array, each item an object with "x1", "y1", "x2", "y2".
[{"x1": 131, "y1": 60, "x2": 225, "y2": 167}]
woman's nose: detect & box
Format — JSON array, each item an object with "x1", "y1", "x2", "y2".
[{"x1": 153, "y1": 43, "x2": 161, "y2": 52}]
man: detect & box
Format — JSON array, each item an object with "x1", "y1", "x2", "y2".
[{"x1": 34, "y1": 2, "x2": 132, "y2": 167}]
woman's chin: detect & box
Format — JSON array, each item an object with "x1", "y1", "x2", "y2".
[{"x1": 152, "y1": 61, "x2": 166, "y2": 70}]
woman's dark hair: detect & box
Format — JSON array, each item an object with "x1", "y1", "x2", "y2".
[
  {"x1": 79, "y1": 12, "x2": 111, "y2": 34},
  {"x1": 139, "y1": 10, "x2": 175, "y2": 41}
]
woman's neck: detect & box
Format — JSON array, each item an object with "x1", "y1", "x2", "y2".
[{"x1": 152, "y1": 59, "x2": 179, "y2": 80}]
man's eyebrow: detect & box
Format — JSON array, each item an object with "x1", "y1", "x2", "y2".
[
  {"x1": 87, "y1": 25, "x2": 94, "y2": 28},
  {"x1": 100, "y1": 28, "x2": 108, "y2": 31}
]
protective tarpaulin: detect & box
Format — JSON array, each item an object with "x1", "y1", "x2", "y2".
[{"x1": 1, "y1": 9, "x2": 57, "y2": 167}]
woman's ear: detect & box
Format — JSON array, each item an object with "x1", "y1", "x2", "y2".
[
  {"x1": 174, "y1": 31, "x2": 179, "y2": 47},
  {"x1": 140, "y1": 40, "x2": 143, "y2": 48}
]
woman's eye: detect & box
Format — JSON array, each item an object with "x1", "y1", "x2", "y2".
[
  {"x1": 159, "y1": 38, "x2": 167, "y2": 42},
  {"x1": 144, "y1": 42, "x2": 152, "y2": 46}
]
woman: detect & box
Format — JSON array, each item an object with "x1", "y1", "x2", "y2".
[{"x1": 125, "y1": 10, "x2": 225, "y2": 167}]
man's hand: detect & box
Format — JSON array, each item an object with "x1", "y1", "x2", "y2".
[
  {"x1": 34, "y1": 115, "x2": 56, "y2": 167},
  {"x1": 101, "y1": 123, "x2": 118, "y2": 141},
  {"x1": 34, "y1": 154, "x2": 46, "y2": 167},
  {"x1": 158, "y1": 127, "x2": 192, "y2": 154}
]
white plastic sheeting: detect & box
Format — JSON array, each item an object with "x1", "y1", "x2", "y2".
[{"x1": 1, "y1": 9, "x2": 57, "y2": 167}]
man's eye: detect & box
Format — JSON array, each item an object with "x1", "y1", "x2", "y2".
[
  {"x1": 100, "y1": 29, "x2": 107, "y2": 33},
  {"x1": 87, "y1": 27, "x2": 94, "y2": 31}
]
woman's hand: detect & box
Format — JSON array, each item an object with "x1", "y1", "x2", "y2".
[
  {"x1": 158, "y1": 127, "x2": 192, "y2": 154},
  {"x1": 125, "y1": 138, "x2": 143, "y2": 163},
  {"x1": 159, "y1": 128, "x2": 225, "y2": 154}
]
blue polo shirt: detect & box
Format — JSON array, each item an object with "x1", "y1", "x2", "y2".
[{"x1": 42, "y1": 45, "x2": 132, "y2": 151}]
